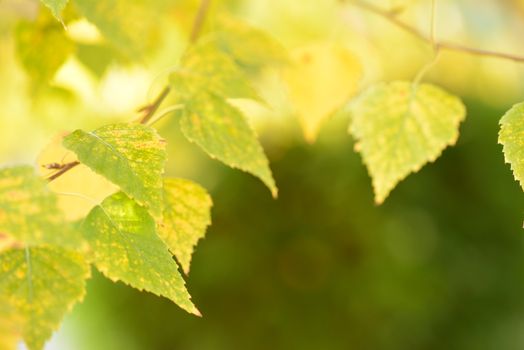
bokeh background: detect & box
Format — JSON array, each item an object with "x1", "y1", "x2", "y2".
[{"x1": 2, "y1": 0, "x2": 524, "y2": 349}]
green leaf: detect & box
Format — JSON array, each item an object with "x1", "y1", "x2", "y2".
[
  {"x1": 63, "y1": 123, "x2": 167, "y2": 219},
  {"x1": 81, "y1": 192, "x2": 199, "y2": 315},
  {"x1": 73, "y1": 0, "x2": 161, "y2": 57},
  {"x1": 76, "y1": 43, "x2": 119, "y2": 78},
  {"x1": 214, "y1": 16, "x2": 288, "y2": 69},
  {"x1": 181, "y1": 92, "x2": 277, "y2": 197},
  {"x1": 349, "y1": 81, "x2": 466, "y2": 204},
  {"x1": 40, "y1": 0, "x2": 68, "y2": 20},
  {"x1": 170, "y1": 41, "x2": 260, "y2": 101},
  {"x1": 159, "y1": 178, "x2": 212, "y2": 275},
  {"x1": 15, "y1": 14, "x2": 74, "y2": 86},
  {"x1": 499, "y1": 102, "x2": 524, "y2": 191},
  {"x1": 0, "y1": 246, "x2": 90, "y2": 350},
  {"x1": 0, "y1": 166, "x2": 84, "y2": 249}
]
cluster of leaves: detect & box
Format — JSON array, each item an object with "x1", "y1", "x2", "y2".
[
  {"x1": 0, "y1": 1, "x2": 288, "y2": 349},
  {"x1": 4, "y1": 0, "x2": 524, "y2": 349}
]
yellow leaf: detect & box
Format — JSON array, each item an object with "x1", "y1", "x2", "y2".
[
  {"x1": 37, "y1": 133, "x2": 118, "y2": 221},
  {"x1": 0, "y1": 303, "x2": 21, "y2": 350},
  {"x1": 283, "y1": 43, "x2": 362, "y2": 142}
]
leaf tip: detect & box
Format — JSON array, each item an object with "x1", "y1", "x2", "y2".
[{"x1": 191, "y1": 306, "x2": 202, "y2": 317}]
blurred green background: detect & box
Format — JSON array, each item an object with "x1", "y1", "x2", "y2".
[
  {"x1": 54, "y1": 102, "x2": 524, "y2": 350},
  {"x1": 3, "y1": 0, "x2": 524, "y2": 349}
]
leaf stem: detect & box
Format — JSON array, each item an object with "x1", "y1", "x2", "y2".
[
  {"x1": 146, "y1": 104, "x2": 185, "y2": 126},
  {"x1": 138, "y1": 86, "x2": 172, "y2": 124},
  {"x1": 348, "y1": 0, "x2": 524, "y2": 63}
]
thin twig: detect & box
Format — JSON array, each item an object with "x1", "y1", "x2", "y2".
[
  {"x1": 190, "y1": 0, "x2": 211, "y2": 44},
  {"x1": 412, "y1": 0, "x2": 440, "y2": 87},
  {"x1": 349, "y1": 0, "x2": 524, "y2": 63},
  {"x1": 47, "y1": 161, "x2": 80, "y2": 182},
  {"x1": 138, "y1": 86, "x2": 172, "y2": 124}
]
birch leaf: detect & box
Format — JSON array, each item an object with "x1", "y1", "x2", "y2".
[
  {"x1": 181, "y1": 92, "x2": 277, "y2": 197},
  {"x1": 0, "y1": 166, "x2": 84, "y2": 248},
  {"x1": 499, "y1": 102, "x2": 524, "y2": 192},
  {"x1": 0, "y1": 247, "x2": 90, "y2": 350},
  {"x1": 37, "y1": 133, "x2": 118, "y2": 221},
  {"x1": 63, "y1": 123, "x2": 166, "y2": 219},
  {"x1": 284, "y1": 43, "x2": 362, "y2": 142},
  {"x1": 159, "y1": 178, "x2": 212, "y2": 274},
  {"x1": 349, "y1": 81, "x2": 465, "y2": 204},
  {"x1": 170, "y1": 41, "x2": 260, "y2": 101},
  {"x1": 81, "y1": 192, "x2": 199, "y2": 315}
]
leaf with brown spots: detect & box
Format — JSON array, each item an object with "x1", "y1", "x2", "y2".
[
  {"x1": 81, "y1": 192, "x2": 199, "y2": 315},
  {"x1": 170, "y1": 40, "x2": 260, "y2": 101},
  {"x1": 0, "y1": 166, "x2": 84, "y2": 249},
  {"x1": 499, "y1": 103, "x2": 524, "y2": 193},
  {"x1": 181, "y1": 92, "x2": 277, "y2": 197},
  {"x1": 0, "y1": 246, "x2": 90, "y2": 350},
  {"x1": 63, "y1": 123, "x2": 167, "y2": 219},
  {"x1": 349, "y1": 81, "x2": 465, "y2": 204},
  {"x1": 158, "y1": 178, "x2": 212, "y2": 274}
]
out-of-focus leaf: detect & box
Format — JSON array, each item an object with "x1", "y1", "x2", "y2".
[
  {"x1": 63, "y1": 123, "x2": 166, "y2": 219},
  {"x1": 15, "y1": 13, "x2": 74, "y2": 87},
  {"x1": 499, "y1": 102, "x2": 524, "y2": 192},
  {"x1": 0, "y1": 166, "x2": 84, "y2": 248},
  {"x1": 170, "y1": 40, "x2": 260, "y2": 101},
  {"x1": 349, "y1": 81, "x2": 465, "y2": 204},
  {"x1": 73, "y1": 0, "x2": 161, "y2": 57},
  {"x1": 0, "y1": 246, "x2": 90, "y2": 350},
  {"x1": 81, "y1": 192, "x2": 199, "y2": 315},
  {"x1": 39, "y1": 0, "x2": 68, "y2": 21},
  {"x1": 214, "y1": 15, "x2": 288, "y2": 69},
  {"x1": 181, "y1": 92, "x2": 277, "y2": 197},
  {"x1": 76, "y1": 43, "x2": 119, "y2": 78},
  {"x1": 284, "y1": 43, "x2": 361, "y2": 142},
  {"x1": 37, "y1": 133, "x2": 118, "y2": 221},
  {"x1": 159, "y1": 178, "x2": 212, "y2": 274}
]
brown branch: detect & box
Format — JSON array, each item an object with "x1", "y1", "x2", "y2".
[
  {"x1": 47, "y1": 161, "x2": 80, "y2": 182},
  {"x1": 349, "y1": 0, "x2": 524, "y2": 63},
  {"x1": 190, "y1": 0, "x2": 211, "y2": 44},
  {"x1": 138, "y1": 86, "x2": 172, "y2": 124}
]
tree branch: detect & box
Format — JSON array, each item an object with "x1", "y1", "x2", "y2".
[
  {"x1": 47, "y1": 161, "x2": 80, "y2": 182},
  {"x1": 190, "y1": 0, "x2": 211, "y2": 44},
  {"x1": 349, "y1": 0, "x2": 524, "y2": 63}
]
